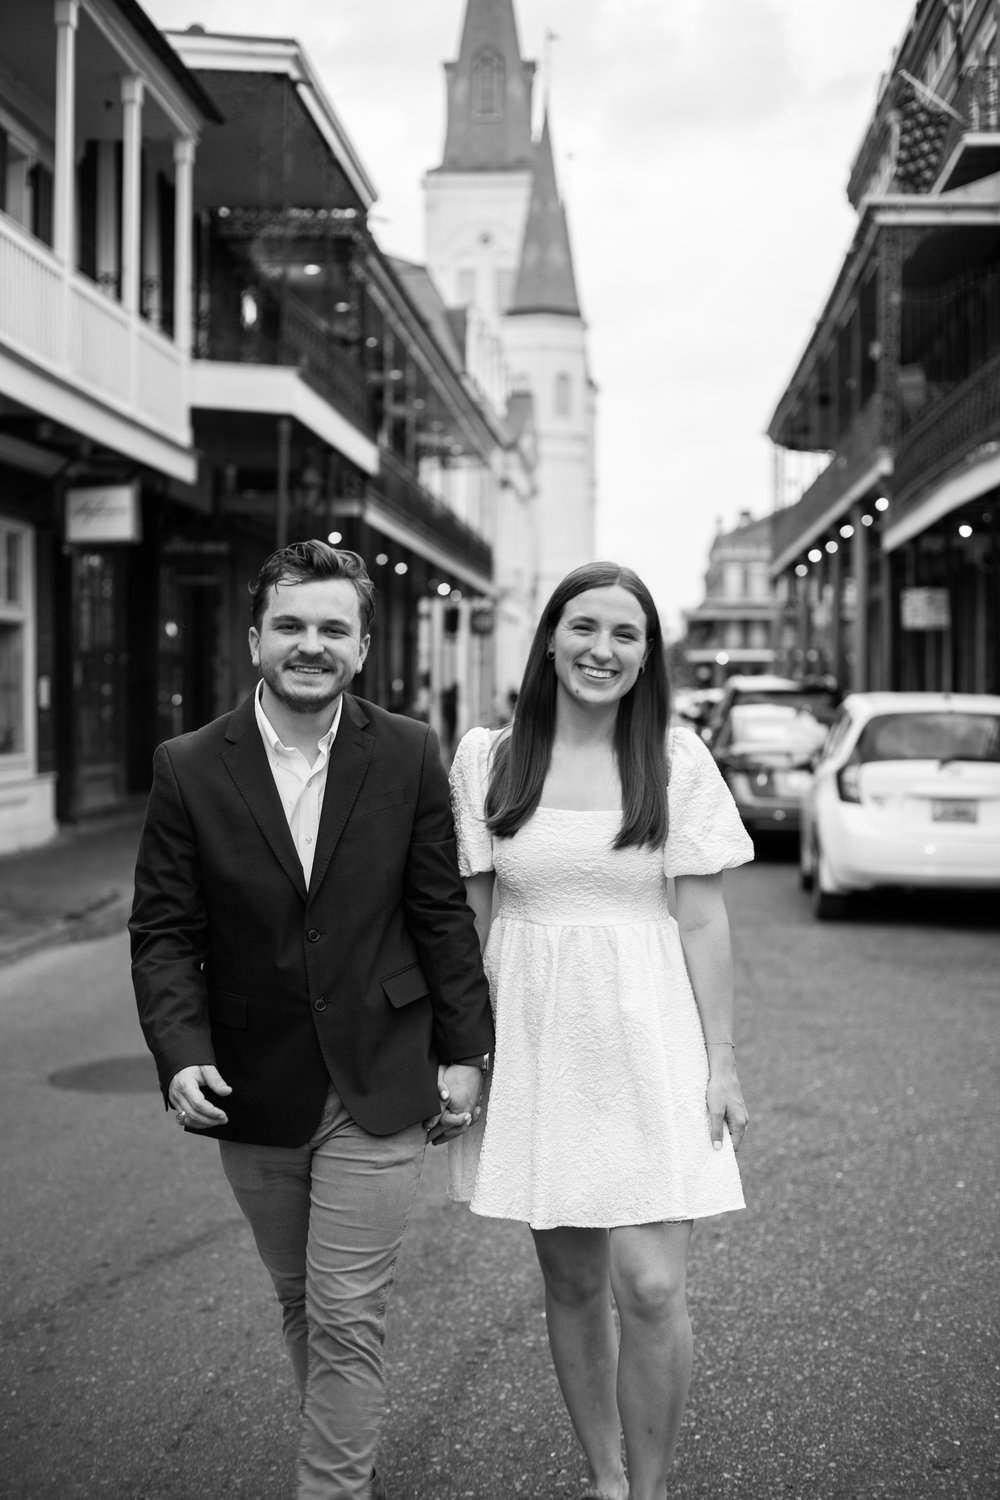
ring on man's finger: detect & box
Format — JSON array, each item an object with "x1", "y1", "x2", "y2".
[{"x1": 176, "y1": 1109, "x2": 188, "y2": 1127}]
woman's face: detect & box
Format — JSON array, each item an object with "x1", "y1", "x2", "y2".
[{"x1": 549, "y1": 584, "x2": 650, "y2": 709}]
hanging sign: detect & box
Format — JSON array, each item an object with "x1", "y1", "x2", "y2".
[
  {"x1": 900, "y1": 587, "x2": 950, "y2": 631},
  {"x1": 65, "y1": 483, "x2": 142, "y2": 544}
]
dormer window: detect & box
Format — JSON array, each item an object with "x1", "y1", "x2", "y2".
[{"x1": 472, "y1": 48, "x2": 504, "y2": 121}]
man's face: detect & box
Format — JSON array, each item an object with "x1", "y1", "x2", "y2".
[{"x1": 249, "y1": 575, "x2": 370, "y2": 717}]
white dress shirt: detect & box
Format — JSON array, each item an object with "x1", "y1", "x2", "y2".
[{"x1": 254, "y1": 684, "x2": 343, "y2": 888}]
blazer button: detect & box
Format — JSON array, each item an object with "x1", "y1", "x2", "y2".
[
  {"x1": 307, "y1": 928, "x2": 321, "y2": 942},
  {"x1": 313, "y1": 997, "x2": 327, "y2": 1012}
]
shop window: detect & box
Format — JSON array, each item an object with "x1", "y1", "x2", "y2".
[{"x1": 0, "y1": 524, "x2": 26, "y2": 756}]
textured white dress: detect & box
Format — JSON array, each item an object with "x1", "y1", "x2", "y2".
[{"x1": 447, "y1": 725, "x2": 754, "y2": 1230}]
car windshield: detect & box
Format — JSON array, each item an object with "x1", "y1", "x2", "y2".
[
  {"x1": 855, "y1": 712, "x2": 1000, "y2": 764},
  {"x1": 729, "y1": 706, "x2": 829, "y2": 749},
  {"x1": 733, "y1": 690, "x2": 837, "y2": 724}
]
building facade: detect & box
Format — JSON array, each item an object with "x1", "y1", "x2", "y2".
[
  {"x1": 682, "y1": 511, "x2": 777, "y2": 687},
  {"x1": 768, "y1": 0, "x2": 999, "y2": 697},
  {"x1": 0, "y1": 4, "x2": 515, "y2": 852},
  {"x1": 0, "y1": 0, "x2": 220, "y2": 851},
  {"x1": 423, "y1": 0, "x2": 597, "y2": 703}
]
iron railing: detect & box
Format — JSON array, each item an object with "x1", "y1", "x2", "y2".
[{"x1": 892, "y1": 351, "x2": 1000, "y2": 514}]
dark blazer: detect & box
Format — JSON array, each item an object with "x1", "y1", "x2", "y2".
[{"x1": 130, "y1": 692, "x2": 493, "y2": 1146}]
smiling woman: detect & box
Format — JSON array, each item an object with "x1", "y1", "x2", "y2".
[{"x1": 447, "y1": 560, "x2": 754, "y2": 1499}]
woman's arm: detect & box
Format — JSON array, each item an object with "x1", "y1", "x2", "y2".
[
  {"x1": 463, "y1": 871, "x2": 496, "y2": 956},
  {"x1": 673, "y1": 870, "x2": 749, "y2": 1151}
]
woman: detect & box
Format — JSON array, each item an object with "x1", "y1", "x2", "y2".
[{"x1": 448, "y1": 562, "x2": 753, "y2": 1500}]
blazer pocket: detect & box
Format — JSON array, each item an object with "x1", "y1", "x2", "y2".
[
  {"x1": 381, "y1": 964, "x2": 429, "y2": 1009},
  {"x1": 352, "y1": 786, "x2": 407, "y2": 819},
  {"x1": 208, "y1": 990, "x2": 248, "y2": 1029}
]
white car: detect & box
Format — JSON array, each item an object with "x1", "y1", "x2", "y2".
[{"x1": 799, "y1": 691, "x2": 1000, "y2": 919}]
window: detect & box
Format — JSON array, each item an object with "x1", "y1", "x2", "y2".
[
  {"x1": 457, "y1": 268, "x2": 476, "y2": 306},
  {"x1": 472, "y1": 49, "x2": 504, "y2": 121},
  {"x1": 496, "y1": 268, "x2": 514, "y2": 312},
  {"x1": 0, "y1": 523, "x2": 27, "y2": 757},
  {"x1": 554, "y1": 372, "x2": 571, "y2": 417}
]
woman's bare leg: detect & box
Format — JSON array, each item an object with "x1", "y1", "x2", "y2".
[
  {"x1": 608, "y1": 1221, "x2": 693, "y2": 1500},
  {"x1": 531, "y1": 1226, "x2": 628, "y2": 1500}
]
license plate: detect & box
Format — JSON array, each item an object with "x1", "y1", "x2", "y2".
[{"x1": 932, "y1": 799, "x2": 977, "y2": 823}]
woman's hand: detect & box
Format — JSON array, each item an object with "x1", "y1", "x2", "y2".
[
  {"x1": 424, "y1": 1063, "x2": 484, "y2": 1145},
  {"x1": 706, "y1": 1043, "x2": 749, "y2": 1152}
]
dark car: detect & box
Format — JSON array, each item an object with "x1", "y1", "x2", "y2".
[{"x1": 710, "y1": 694, "x2": 835, "y2": 836}]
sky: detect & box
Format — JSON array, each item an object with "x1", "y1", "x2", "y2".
[{"x1": 145, "y1": 0, "x2": 917, "y2": 633}]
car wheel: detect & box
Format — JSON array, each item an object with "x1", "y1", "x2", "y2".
[
  {"x1": 811, "y1": 839, "x2": 849, "y2": 920},
  {"x1": 798, "y1": 832, "x2": 813, "y2": 891}
]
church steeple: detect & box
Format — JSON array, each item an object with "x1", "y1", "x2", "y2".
[
  {"x1": 508, "y1": 111, "x2": 581, "y2": 317},
  {"x1": 437, "y1": 0, "x2": 535, "y2": 171}
]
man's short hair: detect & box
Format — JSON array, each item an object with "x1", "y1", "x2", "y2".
[{"x1": 249, "y1": 541, "x2": 376, "y2": 635}]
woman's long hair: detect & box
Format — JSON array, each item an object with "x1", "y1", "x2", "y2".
[{"x1": 485, "y1": 562, "x2": 671, "y2": 849}]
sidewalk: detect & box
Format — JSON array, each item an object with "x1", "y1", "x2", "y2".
[{"x1": 0, "y1": 805, "x2": 146, "y2": 967}]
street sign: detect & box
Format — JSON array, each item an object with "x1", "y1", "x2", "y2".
[{"x1": 901, "y1": 587, "x2": 950, "y2": 630}]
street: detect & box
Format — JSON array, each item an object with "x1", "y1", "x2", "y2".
[{"x1": 1, "y1": 853, "x2": 997, "y2": 1500}]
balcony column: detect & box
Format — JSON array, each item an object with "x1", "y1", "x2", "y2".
[
  {"x1": 276, "y1": 417, "x2": 292, "y2": 550},
  {"x1": 120, "y1": 75, "x2": 145, "y2": 317},
  {"x1": 852, "y1": 504, "x2": 869, "y2": 692},
  {"x1": 52, "y1": 0, "x2": 79, "y2": 268},
  {"x1": 829, "y1": 544, "x2": 844, "y2": 688},
  {"x1": 173, "y1": 137, "x2": 196, "y2": 354}
]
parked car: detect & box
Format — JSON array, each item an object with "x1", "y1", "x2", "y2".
[
  {"x1": 711, "y1": 702, "x2": 829, "y2": 835},
  {"x1": 799, "y1": 691, "x2": 1000, "y2": 918},
  {"x1": 705, "y1": 675, "x2": 839, "y2": 745}
]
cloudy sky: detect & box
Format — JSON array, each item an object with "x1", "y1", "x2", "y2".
[{"x1": 146, "y1": 0, "x2": 916, "y2": 632}]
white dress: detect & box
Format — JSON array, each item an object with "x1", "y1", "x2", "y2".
[{"x1": 448, "y1": 725, "x2": 754, "y2": 1230}]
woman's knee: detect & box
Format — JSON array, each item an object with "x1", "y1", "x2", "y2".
[{"x1": 615, "y1": 1262, "x2": 687, "y2": 1324}]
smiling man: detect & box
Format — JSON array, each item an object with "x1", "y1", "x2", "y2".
[{"x1": 131, "y1": 541, "x2": 493, "y2": 1500}]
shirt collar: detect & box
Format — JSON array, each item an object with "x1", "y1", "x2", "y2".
[{"x1": 254, "y1": 681, "x2": 343, "y2": 756}]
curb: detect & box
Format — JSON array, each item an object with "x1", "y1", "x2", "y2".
[{"x1": 0, "y1": 892, "x2": 132, "y2": 970}]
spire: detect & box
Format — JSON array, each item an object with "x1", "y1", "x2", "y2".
[
  {"x1": 436, "y1": 0, "x2": 535, "y2": 171},
  {"x1": 508, "y1": 112, "x2": 581, "y2": 317}
]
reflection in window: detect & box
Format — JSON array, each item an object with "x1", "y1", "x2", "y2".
[{"x1": 472, "y1": 49, "x2": 504, "y2": 120}]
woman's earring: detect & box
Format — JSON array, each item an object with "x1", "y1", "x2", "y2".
[
  {"x1": 639, "y1": 662, "x2": 646, "y2": 674},
  {"x1": 546, "y1": 648, "x2": 555, "y2": 661}
]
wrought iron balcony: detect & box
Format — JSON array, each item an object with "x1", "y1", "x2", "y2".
[
  {"x1": 939, "y1": 64, "x2": 1000, "y2": 189},
  {"x1": 195, "y1": 281, "x2": 374, "y2": 437},
  {"x1": 368, "y1": 448, "x2": 492, "y2": 580},
  {"x1": 892, "y1": 351, "x2": 1000, "y2": 516}
]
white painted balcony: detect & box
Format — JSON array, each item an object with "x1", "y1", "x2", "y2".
[{"x1": 0, "y1": 212, "x2": 193, "y2": 483}]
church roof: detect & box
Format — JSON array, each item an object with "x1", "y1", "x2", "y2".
[
  {"x1": 435, "y1": 0, "x2": 535, "y2": 171},
  {"x1": 508, "y1": 112, "x2": 581, "y2": 318}
]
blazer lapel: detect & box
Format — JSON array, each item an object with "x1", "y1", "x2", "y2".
[
  {"x1": 222, "y1": 695, "x2": 307, "y2": 900},
  {"x1": 307, "y1": 694, "x2": 374, "y2": 901}
]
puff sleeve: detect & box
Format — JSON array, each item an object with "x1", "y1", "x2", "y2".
[
  {"x1": 663, "y1": 727, "x2": 754, "y2": 878},
  {"x1": 448, "y1": 726, "x2": 495, "y2": 877}
]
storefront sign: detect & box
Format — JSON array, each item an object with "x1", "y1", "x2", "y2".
[
  {"x1": 901, "y1": 587, "x2": 950, "y2": 631},
  {"x1": 65, "y1": 483, "x2": 142, "y2": 544},
  {"x1": 470, "y1": 607, "x2": 495, "y2": 636}
]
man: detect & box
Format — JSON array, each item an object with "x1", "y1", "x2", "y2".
[{"x1": 131, "y1": 541, "x2": 493, "y2": 1500}]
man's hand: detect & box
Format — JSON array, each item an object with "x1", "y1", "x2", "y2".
[
  {"x1": 168, "y1": 1065, "x2": 232, "y2": 1130},
  {"x1": 424, "y1": 1063, "x2": 484, "y2": 1145}
]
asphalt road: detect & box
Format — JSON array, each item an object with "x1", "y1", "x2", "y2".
[{"x1": 0, "y1": 850, "x2": 997, "y2": 1500}]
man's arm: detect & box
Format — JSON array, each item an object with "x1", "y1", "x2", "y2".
[
  {"x1": 130, "y1": 743, "x2": 219, "y2": 1108},
  {"x1": 402, "y1": 727, "x2": 495, "y2": 1072}
]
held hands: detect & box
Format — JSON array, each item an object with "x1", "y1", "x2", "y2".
[
  {"x1": 168, "y1": 1064, "x2": 232, "y2": 1130},
  {"x1": 424, "y1": 1063, "x2": 484, "y2": 1145},
  {"x1": 706, "y1": 1043, "x2": 749, "y2": 1152}
]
